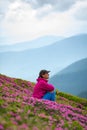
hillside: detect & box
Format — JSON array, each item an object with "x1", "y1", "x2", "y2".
[
  {"x1": 0, "y1": 74, "x2": 87, "y2": 130},
  {"x1": 49, "y1": 58, "x2": 87, "y2": 98},
  {"x1": 0, "y1": 34, "x2": 87, "y2": 81}
]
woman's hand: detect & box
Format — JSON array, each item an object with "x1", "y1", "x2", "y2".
[{"x1": 50, "y1": 91, "x2": 54, "y2": 93}]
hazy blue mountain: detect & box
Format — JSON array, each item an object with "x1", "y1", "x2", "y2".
[
  {"x1": 0, "y1": 34, "x2": 87, "y2": 81},
  {"x1": 0, "y1": 35, "x2": 63, "y2": 52},
  {"x1": 49, "y1": 58, "x2": 87, "y2": 98}
]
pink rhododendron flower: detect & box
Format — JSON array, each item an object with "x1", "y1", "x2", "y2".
[
  {"x1": 0, "y1": 83, "x2": 2, "y2": 86},
  {"x1": 0, "y1": 124, "x2": 4, "y2": 130},
  {"x1": 16, "y1": 115, "x2": 21, "y2": 121},
  {"x1": 32, "y1": 126, "x2": 39, "y2": 130}
]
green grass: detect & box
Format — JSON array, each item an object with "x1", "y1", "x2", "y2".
[
  {"x1": 56, "y1": 89, "x2": 87, "y2": 107},
  {"x1": 0, "y1": 74, "x2": 87, "y2": 130}
]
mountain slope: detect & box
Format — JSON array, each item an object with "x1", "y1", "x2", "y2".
[
  {"x1": 49, "y1": 58, "x2": 87, "y2": 98},
  {"x1": 0, "y1": 35, "x2": 63, "y2": 52},
  {"x1": 0, "y1": 74, "x2": 87, "y2": 130},
  {"x1": 0, "y1": 34, "x2": 87, "y2": 81}
]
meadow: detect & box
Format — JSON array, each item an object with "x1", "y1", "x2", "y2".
[{"x1": 0, "y1": 74, "x2": 87, "y2": 130}]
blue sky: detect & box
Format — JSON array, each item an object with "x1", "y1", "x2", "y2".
[{"x1": 0, "y1": 0, "x2": 87, "y2": 45}]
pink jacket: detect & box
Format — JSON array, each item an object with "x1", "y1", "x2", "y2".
[{"x1": 32, "y1": 78, "x2": 55, "y2": 99}]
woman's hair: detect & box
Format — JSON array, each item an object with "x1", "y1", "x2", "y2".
[
  {"x1": 38, "y1": 70, "x2": 50, "y2": 78},
  {"x1": 38, "y1": 75, "x2": 43, "y2": 78}
]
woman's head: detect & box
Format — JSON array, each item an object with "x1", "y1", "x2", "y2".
[{"x1": 38, "y1": 70, "x2": 50, "y2": 79}]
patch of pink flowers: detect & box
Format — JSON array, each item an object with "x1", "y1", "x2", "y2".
[
  {"x1": 0, "y1": 124, "x2": 4, "y2": 130},
  {"x1": 0, "y1": 74, "x2": 87, "y2": 130}
]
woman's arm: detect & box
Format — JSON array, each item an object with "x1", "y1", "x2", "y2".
[{"x1": 39, "y1": 81, "x2": 54, "y2": 91}]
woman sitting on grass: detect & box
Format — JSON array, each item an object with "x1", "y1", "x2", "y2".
[{"x1": 33, "y1": 70, "x2": 56, "y2": 101}]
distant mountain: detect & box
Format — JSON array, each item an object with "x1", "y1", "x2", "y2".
[
  {"x1": 49, "y1": 58, "x2": 87, "y2": 98},
  {"x1": 0, "y1": 34, "x2": 87, "y2": 81},
  {"x1": 0, "y1": 35, "x2": 63, "y2": 52}
]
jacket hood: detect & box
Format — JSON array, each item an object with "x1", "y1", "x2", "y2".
[{"x1": 36, "y1": 77, "x2": 48, "y2": 83}]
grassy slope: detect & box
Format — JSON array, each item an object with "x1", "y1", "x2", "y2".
[{"x1": 0, "y1": 74, "x2": 87, "y2": 130}]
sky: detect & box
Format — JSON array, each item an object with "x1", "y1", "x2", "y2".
[{"x1": 0, "y1": 0, "x2": 87, "y2": 45}]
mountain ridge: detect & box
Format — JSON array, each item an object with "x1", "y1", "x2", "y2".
[
  {"x1": 0, "y1": 33, "x2": 87, "y2": 53},
  {"x1": 49, "y1": 58, "x2": 87, "y2": 98},
  {"x1": 0, "y1": 34, "x2": 87, "y2": 81},
  {"x1": 0, "y1": 35, "x2": 64, "y2": 52}
]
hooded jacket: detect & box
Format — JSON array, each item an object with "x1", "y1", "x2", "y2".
[{"x1": 32, "y1": 78, "x2": 55, "y2": 99}]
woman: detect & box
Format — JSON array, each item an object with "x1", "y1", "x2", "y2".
[{"x1": 32, "y1": 70, "x2": 56, "y2": 101}]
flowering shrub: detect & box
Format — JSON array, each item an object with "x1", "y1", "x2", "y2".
[{"x1": 0, "y1": 74, "x2": 87, "y2": 130}]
